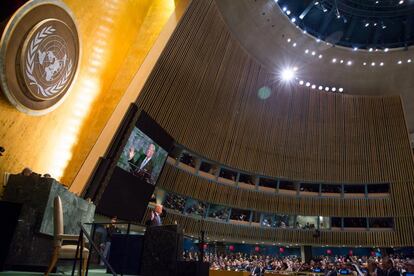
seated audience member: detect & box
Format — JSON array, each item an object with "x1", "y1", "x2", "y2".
[
  {"x1": 368, "y1": 260, "x2": 381, "y2": 276},
  {"x1": 403, "y1": 260, "x2": 414, "y2": 276},
  {"x1": 381, "y1": 257, "x2": 401, "y2": 276}
]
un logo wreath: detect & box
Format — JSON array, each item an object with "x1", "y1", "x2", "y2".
[{"x1": 25, "y1": 25, "x2": 73, "y2": 98}]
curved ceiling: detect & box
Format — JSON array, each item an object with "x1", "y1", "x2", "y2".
[
  {"x1": 276, "y1": 0, "x2": 414, "y2": 49},
  {"x1": 214, "y1": 0, "x2": 414, "y2": 134}
]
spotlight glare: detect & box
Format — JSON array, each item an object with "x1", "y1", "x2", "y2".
[
  {"x1": 408, "y1": 59, "x2": 412, "y2": 63},
  {"x1": 318, "y1": 54, "x2": 323, "y2": 59},
  {"x1": 380, "y1": 62, "x2": 384, "y2": 66},
  {"x1": 384, "y1": 48, "x2": 389, "y2": 52},
  {"x1": 293, "y1": 43, "x2": 297, "y2": 47},
  {"x1": 398, "y1": 60, "x2": 402, "y2": 64},
  {"x1": 325, "y1": 87, "x2": 329, "y2": 91},
  {"x1": 332, "y1": 58, "x2": 337, "y2": 63},
  {"x1": 281, "y1": 68, "x2": 296, "y2": 82},
  {"x1": 371, "y1": 62, "x2": 376, "y2": 66},
  {"x1": 311, "y1": 84, "x2": 316, "y2": 89},
  {"x1": 306, "y1": 82, "x2": 311, "y2": 87},
  {"x1": 339, "y1": 88, "x2": 344, "y2": 92},
  {"x1": 332, "y1": 87, "x2": 336, "y2": 92},
  {"x1": 318, "y1": 86, "x2": 323, "y2": 90},
  {"x1": 347, "y1": 61, "x2": 353, "y2": 66},
  {"x1": 299, "y1": 80, "x2": 304, "y2": 85}
]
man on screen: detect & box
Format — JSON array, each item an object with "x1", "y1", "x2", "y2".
[{"x1": 128, "y1": 143, "x2": 155, "y2": 183}]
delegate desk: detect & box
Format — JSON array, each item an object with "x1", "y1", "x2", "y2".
[{"x1": 209, "y1": 270, "x2": 250, "y2": 276}]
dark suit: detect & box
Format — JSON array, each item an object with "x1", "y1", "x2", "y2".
[
  {"x1": 380, "y1": 268, "x2": 401, "y2": 276},
  {"x1": 128, "y1": 153, "x2": 154, "y2": 182},
  {"x1": 149, "y1": 211, "x2": 162, "y2": 226}
]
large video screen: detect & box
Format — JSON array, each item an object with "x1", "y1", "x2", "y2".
[{"x1": 117, "y1": 127, "x2": 168, "y2": 185}]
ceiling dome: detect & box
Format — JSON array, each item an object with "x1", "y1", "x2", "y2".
[{"x1": 275, "y1": 0, "x2": 414, "y2": 49}]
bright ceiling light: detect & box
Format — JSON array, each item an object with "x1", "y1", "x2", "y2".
[
  {"x1": 325, "y1": 87, "x2": 330, "y2": 91},
  {"x1": 318, "y1": 86, "x2": 323, "y2": 90},
  {"x1": 332, "y1": 87, "x2": 336, "y2": 92},
  {"x1": 299, "y1": 80, "x2": 304, "y2": 85},
  {"x1": 338, "y1": 88, "x2": 344, "y2": 92},
  {"x1": 311, "y1": 84, "x2": 316, "y2": 89},
  {"x1": 347, "y1": 61, "x2": 353, "y2": 66},
  {"x1": 332, "y1": 58, "x2": 337, "y2": 63},
  {"x1": 371, "y1": 62, "x2": 376, "y2": 66},
  {"x1": 380, "y1": 62, "x2": 384, "y2": 66},
  {"x1": 306, "y1": 82, "x2": 311, "y2": 87},
  {"x1": 408, "y1": 59, "x2": 412, "y2": 63},
  {"x1": 384, "y1": 48, "x2": 389, "y2": 52},
  {"x1": 318, "y1": 54, "x2": 323, "y2": 59},
  {"x1": 292, "y1": 43, "x2": 297, "y2": 47},
  {"x1": 281, "y1": 68, "x2": 295, "y2": 82},
  {"x1": 398, "y1": 60, "x2": 402, "y2": 64}
]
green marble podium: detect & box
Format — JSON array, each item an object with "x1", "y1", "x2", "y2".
[{"x1": 2, "y1": 174, "x2": 95, "y2": 270}]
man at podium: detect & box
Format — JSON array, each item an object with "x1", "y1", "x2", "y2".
[{"x1": 148, "y1": 204, "x2": 163, "y2": 226}]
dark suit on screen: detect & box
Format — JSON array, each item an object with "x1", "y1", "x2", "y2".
[{"x1": 128, "y1": 153, "x2": 154, "y2": 177}]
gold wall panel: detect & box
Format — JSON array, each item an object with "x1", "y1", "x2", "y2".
[{"x1": 0, "y1": 0, "x2": 183, "y2": 194}]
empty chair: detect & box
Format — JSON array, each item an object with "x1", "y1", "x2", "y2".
[{"x1": 45, "y1": 196, "x2": 89, "y2": 276}]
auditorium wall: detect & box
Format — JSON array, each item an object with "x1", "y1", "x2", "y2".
[
  {"x1": 135, "y1": 0, "x2": 414, "y2": 246},
  {"x1": 0, "y1": 0, "x2": 189, "y2": 195}
]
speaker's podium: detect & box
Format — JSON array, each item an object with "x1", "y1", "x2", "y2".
[{"x1": 141, "y1": 224, "x2": 183, "y2": 276}]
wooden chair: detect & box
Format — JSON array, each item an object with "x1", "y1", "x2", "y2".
[{"x1": 45, "y1": 196, "x2": 89, "y2": 276}]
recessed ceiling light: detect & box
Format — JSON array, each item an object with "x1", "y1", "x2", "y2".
[
  {"x1": 339, "y1": 88, "x2": 344, "y2": 92},
  {"x1": 281, "y1": 68, "x2": 296, "y2": 81},
  {"x1": 369, "y1": 48, "x2": 373, "y2": 52},
  {"x1": 292, "y1": 43, "x2": 297, "y2": 47},
  {"x1": 287, "y1": 38, "x2": 291, "y2": 43},
  {"x1": 332, "y1": 58, "x2": 337, "y2": 63},
  {"x1": 365, "y1": 23, "x2": 370, "y2": 27},
  {"x1": 325, "y1": 87, "x2": 330, "y2": 91},
  {"x1": 318, "y1": 86, "x2": 323, "y2": 90},
  {"x1": 283, "y1": 7, "x2": 287, "y2": 11},
  {"x1": 384, "y1": 48, "x2": 389, "y2": 52},
  {"x1": 380, "y1": 62, "x2": 384, "y2": 66},
  {"x1": 291, "y1": 17, "x2": 296, "y2": 23},
  {"x1": 353, "y1": 47, "x2": 358, "y2": 51},
  {"x1": 340, "y1": 60, "x2": 344, "y2": 63},
  {"x1": 363, "y1": 62, "x2": 367, "y2": 66},
  {"x1": 371, "y1": 62, "x2": 376, "y2": 66},
  {"x1": 306, "y1": 82, "x2": 311, "y2": 87},
  {"x1": 311, "y1": 84, "x2": 316, "y2": 89},
  {"x1": 299, "y1": 80, "x2": 304, "y2": 85},
  {"x1": 347, "y1": 61, "x2": 352, "y2": 66},
  {"x1": 399, "y1": 0, "x2": 404, "y2": 4},
  {"x1": 398, "y1": 60, "x2": 402, "y2": 64},
  {"x1": 408, "y1": 59, "x2": 412, "y2": 63},
  {"x1": 286, "y1": 10, "x2": 291, "y2": 15},
  {"x1": 311, "y1": 51, "x2": 316, "y2": 56},
  {"x1": 316, "y1": 38, "x2": 321, "y2": 43},
  {"x1": 318, "y1": 54, "x2": 323, "y2": 59},
  {"x1": 332, "y1": 87, "x2": 336, "y2": 92},
  {"x1": 305, "y1": 49, "x2": 309, "y2": 54}
]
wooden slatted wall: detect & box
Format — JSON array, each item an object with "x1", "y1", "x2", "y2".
[{"x1": 137, "y1": 0, "x2": 414, "y2": 246}]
